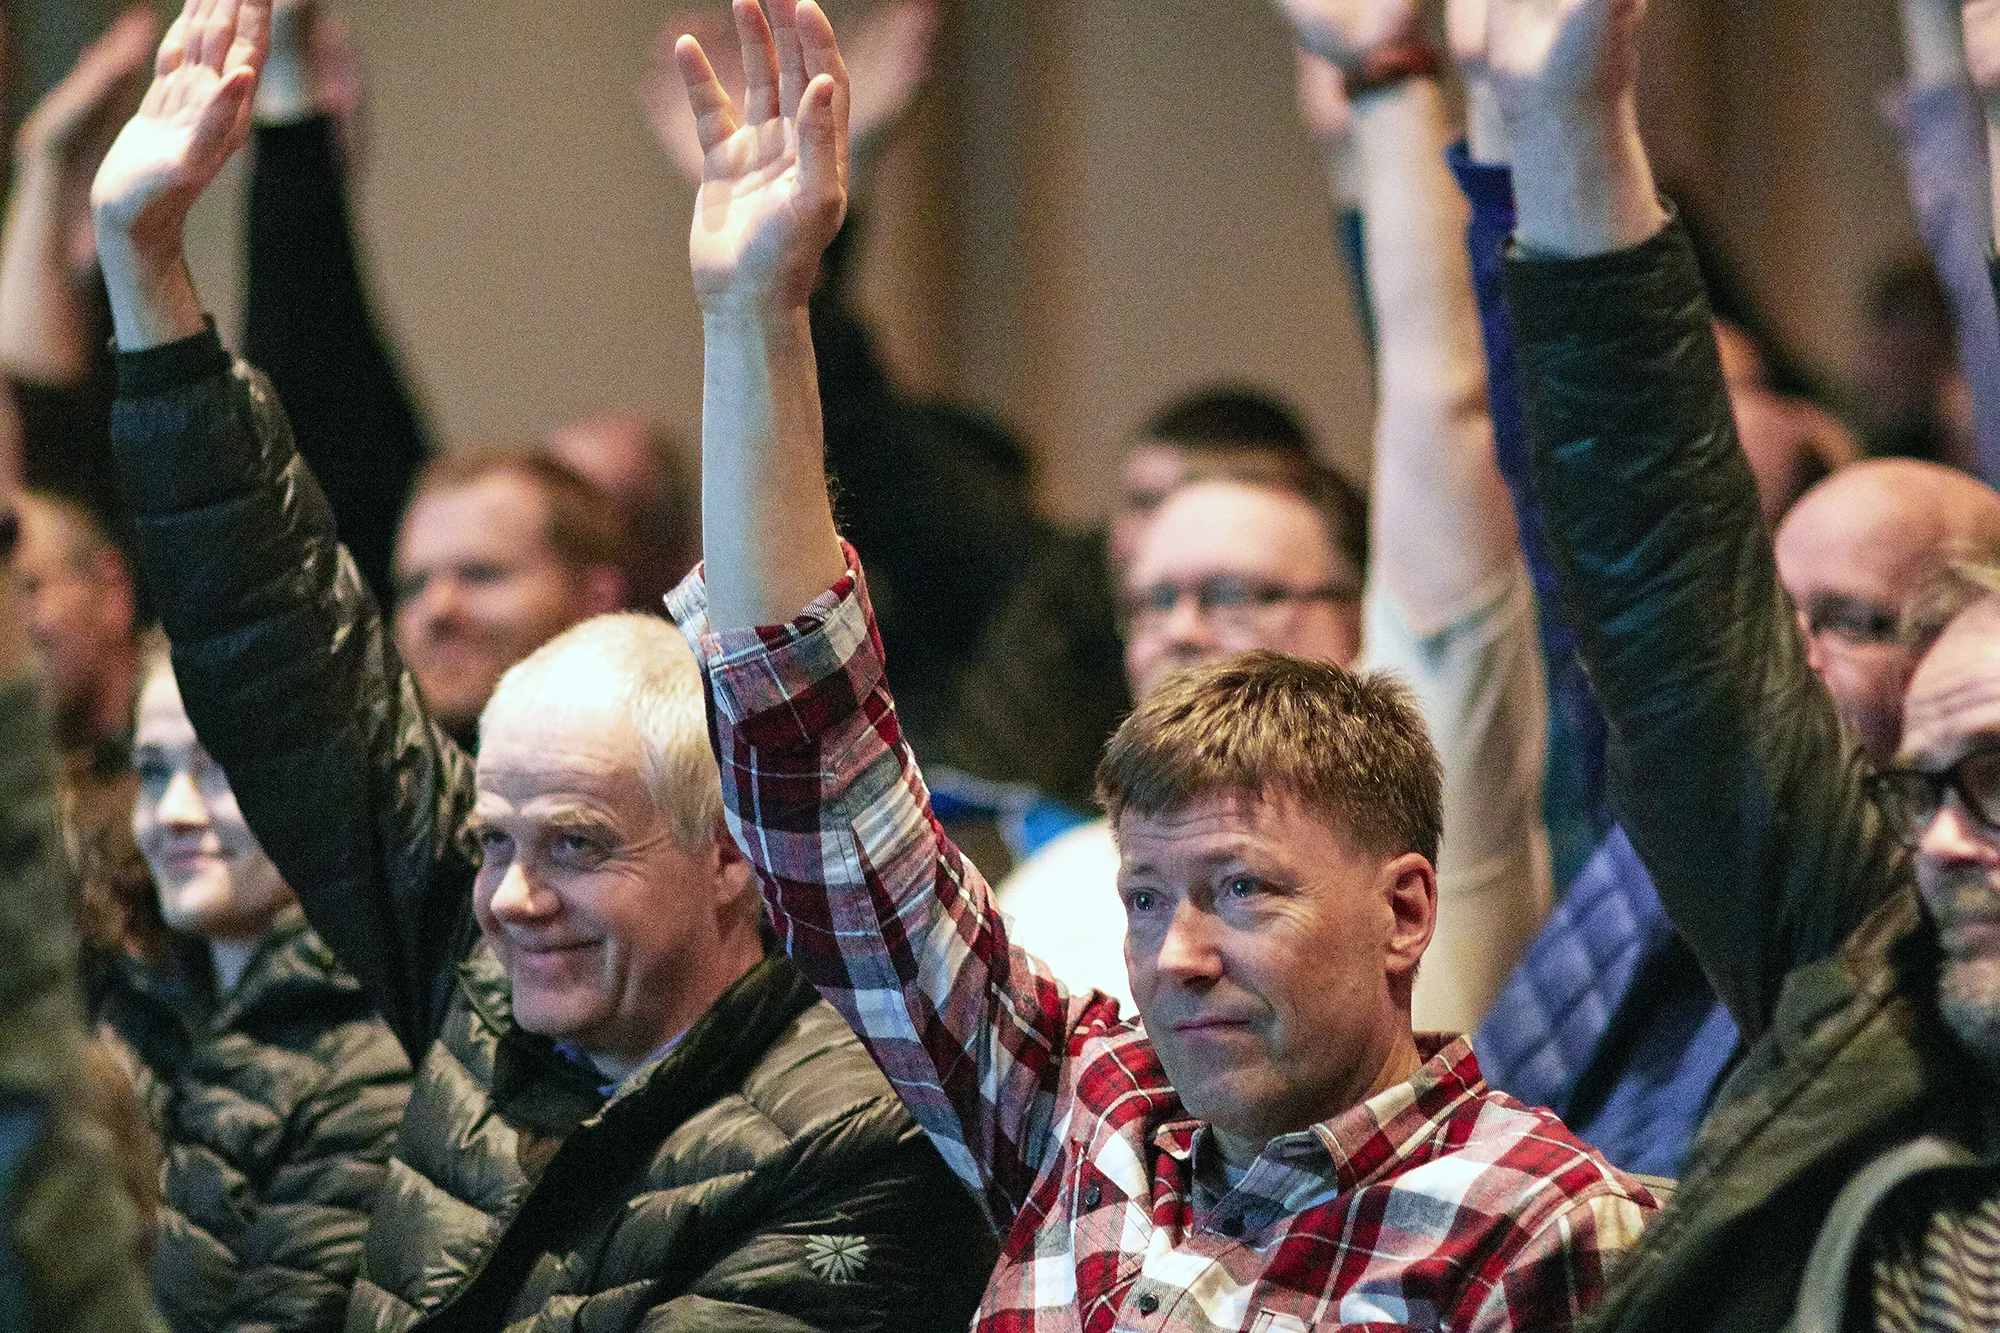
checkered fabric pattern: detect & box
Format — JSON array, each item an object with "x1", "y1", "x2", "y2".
[{"x1": 669, "y1": 556, "x2": 1657, "y2": 1333}]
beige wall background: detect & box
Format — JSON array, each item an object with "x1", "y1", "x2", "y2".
[{"x1": 17, "y1": 0, "x2": 1923, "y2": 523}]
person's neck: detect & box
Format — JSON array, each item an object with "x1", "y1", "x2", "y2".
[
  {"x1": 209, "y1": 937, "x2": 262, "y2": 994},
  {"x1": 1210, "y1": 1027, "x2": 1425, "y2": 1173},
  {"x1": 580, "y1": 933, "x2": 766, "y2": 1086}
]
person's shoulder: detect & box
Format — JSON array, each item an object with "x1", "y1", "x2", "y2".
[{"x1": 1441, "y1": 1086, "x2": 1663, "y2": 1226}]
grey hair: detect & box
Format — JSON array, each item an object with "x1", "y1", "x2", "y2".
[{"x1": 480, "y1": 613, "x2": 722, "y2": 847}]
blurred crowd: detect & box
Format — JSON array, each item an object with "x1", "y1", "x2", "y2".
[{"x1": 7, "y1": 0, "x2": 2000, "y2": 1331}]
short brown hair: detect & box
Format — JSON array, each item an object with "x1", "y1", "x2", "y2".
[
  {"x1": 1096, "y1": 651, "x2": 1442, "y2": 863},
  {"x1": 410, "y1": 448, "x2": 627, "y2": 573}
]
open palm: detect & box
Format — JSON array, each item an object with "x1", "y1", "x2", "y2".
[
  {"x1": 678, "y1": 0, "x2": 849, "y2": 310},
  {"x1": 92, "y1": 0, "x2": 269, "y2": 249}
]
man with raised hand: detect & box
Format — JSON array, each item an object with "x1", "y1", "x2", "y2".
[
  {"x1": 88, "y1": 2, "x2": 995, "y2": 1329},
  {"x1": 668, "y1": 2, "x2": 1653, "y2": 1330},
  {"x1": 1490, "y1": 0, "x2": 2000, "y2": 1327}
]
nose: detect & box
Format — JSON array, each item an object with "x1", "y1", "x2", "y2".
[
  {"x1": 1159, "y1": 590, "x2": 1218, "y2": 657},
  {"x1": 155, "y1": 769, "x2": 208, "y2": 831},
  {"x1": 1151, "y1": 899, "x2": 1223, "y2": 992},
  {"x1": 487, "y1": 859, "x2": 560, "y2": 925},
  {"x1": 1917, "y1": 797, "x2": 1998, "y2": 871},
  {"x1": 407, "y1": 572, "x2": 466, "y2": 637}
]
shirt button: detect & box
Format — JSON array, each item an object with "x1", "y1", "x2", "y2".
[
  {"x1": 1083, "y1": 1184, "x2": 1102, "y2": 1208},
  {"x1": 1137, "y1": 1294, "x2": 1160, "y2": 1316}
]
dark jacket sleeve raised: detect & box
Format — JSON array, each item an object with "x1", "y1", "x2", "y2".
[
  {"x1": 1504, "y1": 221, "x2": 1911, "y2": 1040},
  {"x1": 109, "y1": 326, "x2": 476, "y2": 1060}
]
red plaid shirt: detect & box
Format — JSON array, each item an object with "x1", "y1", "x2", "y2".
[{"x1": 670, "y1": 561, "x2": 1656, "y2": 1333}]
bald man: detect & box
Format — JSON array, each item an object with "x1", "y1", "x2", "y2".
[{"x1": 1774, "y1": 459, "x2": 2000, "y2": 762}]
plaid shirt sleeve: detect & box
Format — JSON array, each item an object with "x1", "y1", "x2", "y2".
[{"x1": 668, "y1": 553, "x2": 1123, "y2": 1230}]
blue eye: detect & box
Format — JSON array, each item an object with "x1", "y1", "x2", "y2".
[
  {"x1": 1226, "y1": 877, "x2": 1259, "y2": 899},
  {"x1": 1127, "y1": 889, "x2": 1157, "y2": 913}
]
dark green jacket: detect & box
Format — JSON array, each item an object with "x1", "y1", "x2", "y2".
[
  {"x1": 107, "y1": 329, "x2": 997, "y2": 1333},
  {"x1": 0, "y1": 675, "x2": 160, "y2": 1333},
  {"x1": 1507, "y1": 220, "x2": 1993, "y2": 1332},
  {"x1": 96, "y1": 909, "x2": 412, "y2": 1333}
]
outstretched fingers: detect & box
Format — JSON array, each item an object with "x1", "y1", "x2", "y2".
[
  {"x1": 225, "y1": 0, "x2": 272, "y2": 83},
  {"x1": 794, "y1": 2, "x2": 848, "y2": 215},
  {"x1": 675, "y1": 34, "x2": 742, "y2": 157},
  {"x1": 734, "y1": 0, "x2": 782, "y2": 126}
]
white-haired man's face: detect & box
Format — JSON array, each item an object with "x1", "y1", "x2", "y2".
[{"x1": 467, "y1": 679, "x2": 757, "y2": 1082}]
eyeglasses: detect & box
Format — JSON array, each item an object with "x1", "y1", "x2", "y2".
[
  {"x1": 1118, "y1": 576, "x2": 1362, "y2": 637},
  {"x1": 1867, "y1": 746, "x2": 2000, "y2": 839}
]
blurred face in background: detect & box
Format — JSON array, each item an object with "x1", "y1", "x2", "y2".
[
  {"x1": 14, "y1": 494, "x2": 136, "y2": 741},
  {"x1": 1121, "y1": 481, "x2": 1363, "y2": 700},
  {"x1": 393, "y1": 471, "x2": 620, "y2": 738},
  {"x1": 132, "y1": 667, "x2": 292, "y2": 943},
  {"x1": 1775, "y1": 460, "x2": 2000, "y2": 765}
]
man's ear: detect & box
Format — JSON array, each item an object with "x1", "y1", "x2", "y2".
[
  {"x1": 580, "y1": 564, "x2": 628, "y2": 617},
  {"x1": 1379, "y1": 852, "x2": 1437, "y2": 980},
  {"x1": 708, "y1": 815, "x2": 759, "y2": 917}
]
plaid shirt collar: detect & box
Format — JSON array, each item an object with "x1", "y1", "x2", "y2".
[{"x1": 1174, "y1": 1034, "x2": 1484, "y2": 1229}]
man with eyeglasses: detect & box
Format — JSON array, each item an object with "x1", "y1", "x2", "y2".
[{"x1": 994, "y1": 22, "x2": 1552, "y2": 1033}]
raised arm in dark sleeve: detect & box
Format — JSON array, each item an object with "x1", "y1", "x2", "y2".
[
  {"x1": 1506, "y1": 221, "x2": 1911, "y2": 1039},
  {"x1": 244, "y1": 117, "x2": 430, "y2": 607},
  {"x1": 109, "y1": 326, "x2": 473, "y2": 1061}
]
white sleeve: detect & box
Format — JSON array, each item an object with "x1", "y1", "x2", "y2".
[{"x1": 1362, "y1": 565, "x2": 1551, "y2": 1034}]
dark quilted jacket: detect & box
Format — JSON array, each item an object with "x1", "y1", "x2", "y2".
[
  {"x1": 96, "y1": 909, "x2": 411, "y2": 1333},
  {"x1": 1506, "y1": 220, "x2": 1998, "y2": 1332},
  {"x1": 107, "y1": 329, "x2": 998, "y2": 1333}
]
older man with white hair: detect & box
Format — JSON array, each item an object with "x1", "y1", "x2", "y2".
[{"x1": 84, "y1": 4, "x2": 995, "y2": 1330}]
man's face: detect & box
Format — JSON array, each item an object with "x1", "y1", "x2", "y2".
[
  {"x1": 1898, "y1": 598, "x2": 2000, "y2": 1072},
  {"x1": 394, "y1": 474, "x2": 600, "y2": 736},
  {"x1": 15, "y1": 498, "x2": 135, "y2": 727},
  {"x1": 1775, "y1": 487, "x2": 1929, "y2": 765},
  {"x1": 1122, "y1": 482, "x2": 1362, "y2": 700},
  {"x1": 1118, "y1": 789, "x2": 1433, "y2": 1158},
  {"x1": 132, "y1": 670, "x2": 293, "y2": 943},
  {"x1": 1110, "y1": 443, "x2": 1189, "y2": 575},
  {"x1": 470, "y1": 691, "x2": 738, "y2": 1077}
]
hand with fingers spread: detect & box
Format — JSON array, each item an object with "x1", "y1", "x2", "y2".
[
  {"x1": 650, "y1": 0, "x2": 922, "y2": 191},
  {"x1": 1269, "y1": 0, "x2": 1419, "y2": 75},
  {"x1": 676, "y1": 0, "x2": 850, "y2": 310},
  {"x1": 91, "y1": 0, "x2": 272, "y2": 349},
  {"x1": 1486, "y1": 0, "x2": 1665, "y2": 256}
]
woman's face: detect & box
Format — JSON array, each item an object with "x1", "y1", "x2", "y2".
[{"x1": 131, "y1": 668, "x2": 292, "y2": 943}]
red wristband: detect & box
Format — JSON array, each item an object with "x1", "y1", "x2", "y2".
[{"x1": 1345, "y1": 41, "x2": 1442, "y2": 101}]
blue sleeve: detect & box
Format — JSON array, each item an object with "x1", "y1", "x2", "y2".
[
  {"x1": 1447, "y1": 143, "x2": 1611, "y2": 885},
  {"x1": 1887, "y1": 82, "x2": 2000, "y2": 484}
]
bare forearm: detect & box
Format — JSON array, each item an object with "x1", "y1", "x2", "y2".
[
  {"x1": 0, "y1": 151, "x2": 92, "y2": 383},
  {"x1": 1356, "y1": 79, "x2": 1518, "y2": 627},
  {"x1": 95, "y1": 228, "x2": 207, "y2": 352},
  {"x1": 1510, "y1": 99, "x2": 1667, "y2": 260},
  {"x1": 701, "y1": 303, "x2": 847, "y2": 629}
]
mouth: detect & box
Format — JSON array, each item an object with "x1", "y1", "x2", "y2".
[{"x1": 1169, "y1": 1016, "x2": 1255, "y2": 1036}]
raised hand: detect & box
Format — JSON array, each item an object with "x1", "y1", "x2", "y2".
[
  {"x1": 1968, "y1": 1, "x2": 2000, "y2": 112},
  {"x1": 92, "y1": 0, "x2": 272, "y2": 348},
  {"x1": 255, "y1": 0, "x2": 366, "y2": 152},
  {"x1": 1485, "y1": 0, "x2": 1646, "y2": 131},
  {"x1": 1269, "y1": 0, "x2": 1419, "y2": 73},
  {"x1": 675, "y1": 0, "x2": 849, "y2": 310},
  {"x1": 1448, "y1": 0, "x2": 1490, "y2": 74},
  {"x1": 18, "y1": 7, "x2": 158, "y2": 168},
  {"x1": 649, "y1": 0, "x2": 921, "y2": 190},
  {"x1": 1485, "y1": 0, "x2": 1663, "y2": 255}
]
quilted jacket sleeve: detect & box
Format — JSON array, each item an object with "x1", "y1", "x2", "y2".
[
  {"x1": 1504, "y1": 221, "x2": 1911, "y2": 1040},
  {"x1": 222, "y1": 1020, "x2": 412, "y2": 1332},
  {"x1": 638, "y1": 1102, "x2": 993, "y2": 1333},
  {"x1": 108, "y1": 327, "x2": 479, "y2": 1060}
]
